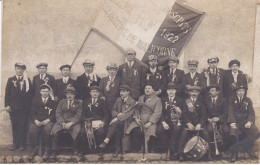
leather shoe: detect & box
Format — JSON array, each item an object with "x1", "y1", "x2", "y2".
[
  {"x1": 19, "y1": 146, "x2": 26, "y2": 151},
  {"x1": 43, "y1": 150, "x2": 50, "y2": 160},
  {"x1": 99, "y1": 142, "x2": 107, "y2": 149},
  {"x1": 29, "y1": 147, "x2": 38, "y2": 160},
  {"x1": 9, "y1": 145, "x2": 19, "y2": 151},
  {"x1": 230, "y1": 152, "x2": 238, "y2": 162},
  {"x1": 112, "y1": 151, "x2": 119, "y2": 157}
]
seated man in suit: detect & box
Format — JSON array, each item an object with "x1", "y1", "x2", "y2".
[
  {"x1": 156, "y1": 82, "x2": 184, "y2": 160},
  {"x1": 29, "y1": 84, "x2": 57, "y2": 160},
  {"x1": 55, "y1": 64, "x2": 75, "y2": 101},
  {"x1": 99, "y1": 85, "x2": 137, "y2": 157},
  {"x1": 78, "y1": 86, "x2": 109, "y2": 155},
  {"x1": 227, "y1": 84, "x2": 259, "y2": 162},
  {"x1": 50, "y1": 85, "x2": 82, "y2": 157}
]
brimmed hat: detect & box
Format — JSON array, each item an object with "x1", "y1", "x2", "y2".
[
  {"x1": 89, "y1": 86, "x2": 101, "y2": 92},
  {"x1": 125, "y1": 48, "x2": 136, "y2": 55},
  {"x1": 207, "y1": 84, "x2": 220, "y2": 91},
  {"x1": 235, "y1": 84, "x2": 248, "y2": 91},
  {"x1": 166, "y1": 82, "x2": 178, "y2": 90},
  {"x1": 15, "y1": 62, "x2": 26, "y2": 70},
  {"x1": 145, "y1": 82, "x2": 155, "y2": 89},
  {"x1": 168, "y1": 56, "x2": 179, "y2": 63},
  {"x1": 148, "y1": 55, "x2": 158, "y2": 61},
  {"x1": 228, "y1": 59, "x2": 240, "y2": 68},
  {"x1": 188, "y1": 60, "x2": 199, "y2": 66},
  {"x1": 36, "y1": 62, "x2": 48, "y2": 68},
  {"x1": 187, "y1": 85, "x2": 201, "y2": 91},
  {"x1": 82, "y1": 60, "x2": 95, "y2": 66},
  {"x1": 119, "y1": 85, "x2": 130, "y2": 91},
  {"x1": 64, "y1": 85, "x2": 76, "y2": 94},
  {"x1": 40, "y1": 84, "x2": 51, "y2": 90},
  {"x1": 60, "y1": 64, "x2": 71, "y2": 71},
  {"x1": 207, "y1": 57, "x2": 219, "y2": 63},
  {"x1": 106, "y1": 63, "x2": 118, "y2": 70}
]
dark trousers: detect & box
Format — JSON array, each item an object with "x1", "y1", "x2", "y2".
[
  {"x1": 9, "y1": 109, "x2": 30, "y2": 147},
  {"x1": 156, "y1": 123, "x2": 182, "y2": 153},
  {"x1": 106, "y1": 120, "x2": 124, "y2": 151},
  {"x1": 29, "y1": 122, "x2": 53, "y2": 149}
]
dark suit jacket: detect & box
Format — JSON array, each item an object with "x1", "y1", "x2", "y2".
[
  {"x1": 223, "y1": 70, "x2": 248, "y2": 98},
  {"x1": 33, "y1": 73, "x2": 56, "y2": 98},
  {"x1": 227, "y1": 96, "x2": 255, "y2": 125},
  {"x1": 31, "y1": 97, "x2": 57, "y2": 122},
  {"x1": 165, "y1": 68, "x2": 185, "y2": 94},
  {"x1": 82, "y1": 98, "x2": 109, "y2": 125},
  {"x1": 183, "y1": 97, "x2": 207, "y2": 126},
  {"x1": 117, "y1": 60, "x2": 145, "y2": 100},
  {"x1": 143, "y1": 67, "x2": 166, "y2": 93},
  {"x1": 55, "y1": 77, "x2": 75, "y2": 100},
  {"x1": 74, "y1": 73, "x2": 101, "y2": 100},
  {"x1": 205, "y1": 95, "x2": 227, "y2": 123},
  {"x1": 5, "y1": 76, "x2": 33, "y2": 111}
]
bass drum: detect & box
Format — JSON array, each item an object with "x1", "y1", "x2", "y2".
[{"x1": 183, "y1": 135, "x2": 209, "y2": 160}]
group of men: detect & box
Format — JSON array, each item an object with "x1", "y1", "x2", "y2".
[{"x1": 4, "y1": 48, "x2": 259, "y2": 162}]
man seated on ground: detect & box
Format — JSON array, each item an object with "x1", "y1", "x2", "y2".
[
  {"x1": 99, "y1": 85, "x2": 137, "y2": 157},
  {"x1": 29, "y1": 84, "x2": 57, "y2": 160},
  {"x1": 50, "y1": 85, "x2": 82, "y2": 157}
]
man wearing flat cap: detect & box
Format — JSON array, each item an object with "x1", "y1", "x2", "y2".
[
  {"x1": 165, "y1": 56, "x2": 185, "y2": 97},
  {"x1": 5, "y1": 63, "x2": 33, "y2": 151},
  {"x1": 117, "y1": 48, "x2": 145, "y2": 101},
  {"x1": 99, "y1": 85, "x2": 137, "y2": 156},
  {"x1": 75, "y1": 59, "x2": 101, "y2": 100},
  {"x1": 77, "y1": 86, "x2": 109, "y2": 155},
  {"x1": 178, "y1": 85, "x2": 211, "y2": 160},
  {"x1": 227, "y1": 84, "x2": 259, "y2": 162},
  {"x1": 55, "y1": 64, "x2": 75, "y2": 100},
  {"x1": 33, "y1": 62, "x2": 57, "y2": 100},
  {"x1": 51, "y1": 85, "x2": 82, "y2": 156},
  {"x1": 202, "y1": 57, "x2": 225, "y2": 95},
  {"x1": 99, "y1": 63, "x2": 120, "y2": 115},
  {"x1": 184, "y1": 60, "x2": 205, "y2": 98},
  {"x1": 143, "y1": 55, "x2": 166, "y2": 97},
  {"x1": 223, "y1": 59, "x2": 247, "y2": 98},
  {"x1": 156, "y1": 82, "x2": 184, "y2": 160}
]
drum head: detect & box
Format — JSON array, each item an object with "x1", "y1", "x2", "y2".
[{"x1": 183, "y1": 136, "x2": 199, "y2": 153}]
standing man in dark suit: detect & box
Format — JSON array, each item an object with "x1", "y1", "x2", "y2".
[
  {"x1": 29, "y1": 84, "x2": 57, "y2": 160},
  {"x1": 227, "y1": 85, "x2": 259, "y2": 162},
  {"x1": 143, "y1": 55, "x2": 166, "y2": 97},
  {"x1": 99, "y1": 63, "x2": 120, "y2": 114},
  {"x1": 117, "y1": 48, "x2": 145, "y2": 101},
  {"x1": 33, "y1": 62, "x2": 56, "y2": 100},
  {"x1": 165, "y1": 56, "x2": 185, "y2": 97},
  {"x1": 55, "y1": 64, "x2": 75, "y2": 101},
  {"x1": 156, "y1": 82, "x2": 184, "y2": 160},
  {"x1": 75, "y1": 60, "x2": 101, "y2": 100},
  {"x1": 5, "y1": 63, "x2": 33, "y2": 151},
  {"x1": 223, "y1": 60, "x2": 248, "y2": 98}
]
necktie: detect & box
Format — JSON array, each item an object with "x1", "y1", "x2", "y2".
[
  {"x1": 171, "y1": 69, "x2": 173, "y2": 75},
  {"x1": 212, "y1": 98, "x2": 216, "y2": 106},
  {"x1": 93, "y1": 99, "x2": 96, "y2": 104},
  {"x1": 144, "y1": 96, "x2": 147, "y2": 102},
  {"x1": 43, "y1": 99, "x2": 47, "y2": 104},
  {"x1": 40, "y1": 74, "x2": 44, "y2": 80},
  {"x1": 233, "y1": 73, "x2": 237, "y2": 83},
  {"x1": 239, "y1": 97, "x2": 242, "y2": 103},
  {"x1": 170, "y1": 97, "x2": 173, "y2": 103},
  {"x1": 69, "y1": 100, "x2": 72, "y2": 109}
]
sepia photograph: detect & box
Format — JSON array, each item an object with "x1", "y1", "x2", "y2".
[{"x1": 0, "y1": 0, "x2": 260, "y2": 163}]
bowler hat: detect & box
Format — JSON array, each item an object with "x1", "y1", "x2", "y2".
[
  {"x1": 89, "y1": 86, "x2": 101, "y2": 92},
  {"x1": 187, "y1": 85, "x2": 201, "y2": 91}
]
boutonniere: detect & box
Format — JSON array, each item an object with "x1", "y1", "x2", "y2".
[
  {"x1": 244, "y1": 102, "x2": 248, "y2": 110},
  {"x1": 165, "y1": 102, "x2": 169, "y2": 109},
  {"x1": 48, "y1": 108, "x2": 52, "y2": 115},
  {"x1": 146, "y1": 73, "x2": 151, "y2": 80},
  {"x1": 88, "y1": 104, "x2": 92, "y2": 111},
  {"x1": 123, "y1": 68, "x2": 126, "y2": 73},
  {"x1": 72, "y1": 104, "x2": 75, "y2": 108},
  {"x1": 196, "y1": 104, "x2": 199, "y2": 107},
  {"x1": 172, "y1": 74, "x2": 176, "y2": 82},
  {"x1": 174, "y1": 101, "x2": 176, "y2": 104},
  {"x1": 187, "y1": 103, "x2": 193, "y2": 108},
  {"x1": 95, "y1": 102, "x2": 99, "y2": 107},
  {"x1": 133, "y1": 68, "x2": 138, "y2": 76},
  {"x1": 156, "y1": 73, "x2": 162, "y2": 79},
  {"x1": 234, "y1": 100, "x2": 238, "y2": 104},
  {"x1": 12, "y1": 80, "x2": 18, "y2": 87},
  {"x1": 44, "y1": 77, "x2": 49, "y2": 84},
  {"x1": 45, "y1": 106, "x2": 48, "y2": 109},
  {"x1": 125, "y1": 104, "x2": 129, "y2": 109}
]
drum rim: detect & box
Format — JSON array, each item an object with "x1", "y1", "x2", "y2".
[{"x1": 183, "y1": 135, "x2": 200, "y2": 153}]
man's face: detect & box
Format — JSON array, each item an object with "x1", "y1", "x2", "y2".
[
  {"x1": 230, "y1": 64, "x2": 240, "y2": 73},
  {"x1": 188, "y1": 65, "x2": 197, "y2": 73},
  {"x1": 61, "y1": 68, "x2": 71, "y2": 77},
  {"x1": 66, "y1": 92, "x2": 75, "y2": 101},
  {"x1": 107, "y1": 68, "x2": 117, "y2": 77},
  {"x1": 168, "y1": 61, "x2": 178, "y2": 69},
  {"x1": 84, "y1": 65, "x2": 94, "y2": 74},
  {"x1": 209, "y1": 88, "x2": 219, "y2": 97},
  {"x1": 167, "y1": 89, "x2": 177, "y2": 97},
  {"x1": 148, "y1": 59, "x2": 158, "y2": 68},
  {"x1": 208, "y1": 61, "x2": 218, "y2": 69},
  {"x1": 38, "y1": 66, "x2": 47, "y2": 74},
  {"x1": 90, "y1": 90, "x2": 99, "y2": 98},
  {"x1": 126, "y1": 53, "x2": 135, "y2": 62},
  {"x1": 145, "y1": 85, "x2": 154, "y2": 96},
  {"x1": 236, "y1": 89, "x2": 245, "y2": 98},
  {"x1": 15, "y1": 67, "x2": 24, "y2": 76},
  {"x1": 40, "y1": 88, "x2": 50, "y2": 98},
  {"x1": 120, "y1": 89, "x2": 129, "y2": 98},
  {"x1": 189, "y1": 90, "x2": 199, "y2": 98}
]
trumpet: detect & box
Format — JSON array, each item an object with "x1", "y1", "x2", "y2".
[
  {"x1": 85, "y1": 119, "x2": 97, "y2": 151},
  {"x1": 211, "y1": 122, "x2": 220, "y2": 156},
  {"x1": 170, "y1": 106, "x2": 181, "y2": 126}
]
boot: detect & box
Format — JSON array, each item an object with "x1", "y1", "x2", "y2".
[
  {"x1": 230, "y1": 152, "x2": 238, "y2": 162},
  {"x1": 43, "y1": 148, "x2": 50, "y2": 160},
  {"x1": 29, "y1": 147, "x2": 39, "y2": 160}
]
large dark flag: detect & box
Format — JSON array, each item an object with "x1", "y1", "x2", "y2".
[{"x1": 142, "y1": 1, "x2": 205, "y2": 66}]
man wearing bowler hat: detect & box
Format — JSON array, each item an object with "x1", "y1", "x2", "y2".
[
  {"x1": 55, "y1": 64, "x2": 75, "y2": 101},
  {"x1": 5, "y1": 63, "x2": 33, "y2": 151},
  {"x1": 75, "y1": 60, "x2": 101, "y2": 100}
]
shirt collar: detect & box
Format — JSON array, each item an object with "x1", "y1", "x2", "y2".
[
  {"x1": 211, "y1": 96, "x2": 218, "y2": 101},
  {"x1": 191, "y1": 97, "x2": 197, "y2": 102},
  {"x1": 169, "y1": 96, "x2": 175, "y2": 101},
  {"x1": 67, "y1": 99, "x2": 74, "y2": 103},
  {"x1": 170, "y1": 68, "x2": 176, "y2": 73},
  {"x1": 40, "y1": 73, "x2": 46, "y2": 77},
  {"x1": 232, "y1": 71, "x2": 238, "y2": 75},
  {"x1": 63, "y1": 76, "x2": 69, "y2": 81},
  {"x1": 16, "y1": 75, "x2": 23, "y2": 80},
  {"x1": 42, "y1": 97, "x2": 49, "y2": 102},
  {"x1": 92, "y1": 97, "x2": 98, "y2": 103},
  {"x1": 150, "y1": 67, "x2": 157, "y2": 73},
  {"x1": 109, "y1": 75, "x2": 115, "y2": 81},
  {"x1": 122, "y1": 96, "x2": 128, "y2": 102}
]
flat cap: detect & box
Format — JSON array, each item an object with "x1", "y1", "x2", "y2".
[
  {"x1": 82, "y1": 60, "x2": 95, "y2": 66},
  {"x1": 106, "y1": 63, "x2": 118, "y2": 70},
  {"x1": 207, "y1": 84, "x2": 220, "y2": 91},
  {"x1": 119, "y1": 85, "x2": 130, "y2": 91},
  {"x1": 36, "y1": 62, "x2": 48, "y2": 68},
  {"x1": 64, "y1": 85, "x2": 76, "y2": 94},
  {"x1": 60, "y1": 64, "x2": 71, "y2": 71},
  {"x1": 148, "y1": 55, "x2": 158, "y2": 61},
  {"x1": 235, "y1": 84, "x2": 248, "y2": 91},
  {"x1": 187, "y1": 85, "x2": 201, "y2": 91},
  {"x1": 145, "y1": 82, "x2": 155, "y2": 89},
  {"x1": 207, "y1": 57, "x2": 219, "y2": 63},
  {"x1": 168, "y1": 56, "x2": 179, "y2": 63},
  {"x1": 228, "y1": 59, "x2": 240, "y2": 68},
  {"x1": 166, "y1": 82, "x2": 178, "y2": 90},
  {"x1": 15, "y1": 62, "x2": 26, "y2": 70},
  {"x1": 89, "y1": 85, "x2": 101, "y2": 92},
  {"x1": 188, "y1": 60, "x2": 199, "y2": 66},
  {"x1": 40, "y1": 84, "x2": 51, "y2": 90},
  {"x1": 125, "y1": 48, "x2": 136, "y2": 55}
]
